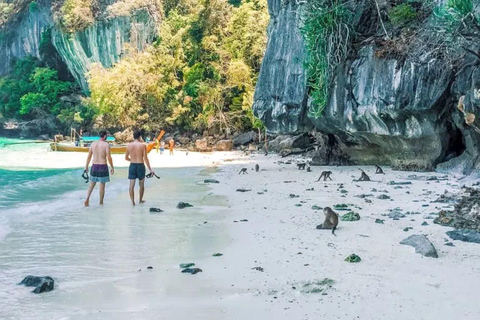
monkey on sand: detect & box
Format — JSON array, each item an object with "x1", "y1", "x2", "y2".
[
  {"x1": 316, "y1": 207, "x2": 339, "y2": 235},
  {"x1": 297, "y1": 163, "x2": 306, "y2": 170},
  {"x1": 316, "y1": 171, "x2": 333, "y2": 181},
  {"x1": 238, "y1": 168, "x2": 248, "y2": 174},
  {"x1": 375, "y1": 165, "x2": 384, "y2": 174},
  {"x1": 255, "y1": 164, "x2": 259, "y2": 172}
]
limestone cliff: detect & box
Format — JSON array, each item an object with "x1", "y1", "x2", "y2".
[
  {"x1": 0, "y1": 0, "x2": 157, "y2": 92},
  {"x1": 253, "y1": 0, "x2": 480, "y2": 173}
]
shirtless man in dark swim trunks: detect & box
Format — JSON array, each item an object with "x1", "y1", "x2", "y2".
[
  {"x1": 84, "y1": 130, "x2": 114, "y2": 207},
  {"x1": 125, "y1": 130, "x2": 154, "y2": 205}
]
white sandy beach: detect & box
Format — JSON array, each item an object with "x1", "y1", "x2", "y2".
[{"x1": 1, "y1": 147, "x2": 480, "y2": 319}]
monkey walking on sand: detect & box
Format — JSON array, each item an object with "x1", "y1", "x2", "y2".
[
  {"x1": 316, "y1": 171, "x2": 333, "y2": 181},
  {"x1": 238, "y1": 168, "x2": 248, "y2": 175},
  {"x1": 354, "y1": 169, "x2": 370, "y2": 181},
  {"x1": 255, "y1": 164, "x2": 259, "y2": 172},
  {"x1": 297, "y1": 163, "x2": 306, "y2": 170},
  {"x1": 375, "y1": 165, "x2": 385, "y2": 174},
  {"x1": 316, "y1": 207, "x2": 339, "y2": 235}
]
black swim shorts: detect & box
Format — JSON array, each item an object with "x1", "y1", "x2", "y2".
[{"x1": 128, "y1": 163, "x2": 146, "y2": 180}]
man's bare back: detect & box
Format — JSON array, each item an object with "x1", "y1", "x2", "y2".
[
  {"x1": 90, "y1": 141, "x2": 110, "y2": 164},
  {"x1": 126, "y1": 141, "x2": 146, "y2": 163}
]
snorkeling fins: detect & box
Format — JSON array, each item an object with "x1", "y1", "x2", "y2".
[
  {"x1": 82, "y1": 170, "x2": 89, "y2": 183},
  {"x1": 146, "y1": 172, "x2": 160, "y2": 179}
]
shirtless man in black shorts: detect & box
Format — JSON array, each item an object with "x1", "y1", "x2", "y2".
[{"x1": 125, "y1": 130, "x2": 154, "y2": 205}]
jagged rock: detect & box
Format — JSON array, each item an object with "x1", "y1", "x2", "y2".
[
  {"x1": 182, "y1": 268, "x2": 202, "y2": 274},
  {"x1": 19, "y1": 276, "x2": 54, "y2": 294},
  {"x1": 400, "y1": 235, "x2": 438, "y2": 258},
  {"x1": 233, "y1": 131, "x2": 256, "y2": 146},
  {"x1": 114, "y1": 128, "x2": 134, "y2": 144},
  {"x1": 344, "y1": 254, "x2": 361, "y2": 263},
  {"x1": 387, "y1": 181, "x2": 412, "y2": 186},
  {"x1": 252, "y1": 267, "x2": 264, "y2": 272},
  {"x1": 341, "y1": 212, "x2": 360, "y2": 221},
  {"x1": 377, "y1": 194, "x2": 390, "y2": 200},
  {"x1": 375, "y1": 219, "x2": 384, "y2": 224},
  {"x1": 212, "y1": 253, "x2": 223, "y2": 257},
  {"x1": 179, "y1": 263, "x2": 195, "y2": 269},
  {"x1": 236, "y1": 189, "x2": 251, "y2": 192},
  {"x1": 204, "y1": 179, "x2": 219, "y2": 184},
  {"x1": 149, "y1": 207, "x2": 163, "y2": 213},
  {"x1": 215, "y1": 140, "x2": 233, "y2": 151},
  {"x1": 446, "y1": 229, "x2": 480, "y2": 244},
  {"x1": 195, "y1": 138, "x2": 211, "y2": 152},
  {"x1": 177, "y1": 202, "x2": 193, "y2": 209}
]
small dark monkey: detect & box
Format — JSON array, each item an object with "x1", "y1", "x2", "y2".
[
  {"x1": 255, "y1": 164, "x2": 259, "y2": 172},
  {"x1": 297, "y1": 163, "x2": 306, "y2": 170},
  {"x1": 355, "y1": 170, "x2": 370, "y2": 181},
  {"x1": 238, "y1": 168, "x2": 248, "y2": 175},
  {"x1": 316, "y1": 171, "x2": 333, "y2": 181},
  {"x1": 316, "y1": 207, "x2": 339, "y2": 235},
  {"x1": 375, "y1": 165, "x2": 385, "y2": 174}
]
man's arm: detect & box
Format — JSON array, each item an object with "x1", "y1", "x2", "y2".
[
  {"x1": 85, "y1": 147, "x2": 93, "y2": 171},
  {"x1": 125, "y1": 147, "x2": 131, "y2": 162},
  {"x1": 107, "y1": 145, "x2": 114, "y2": 174},
  {"x1": 144, "y1": 145, "x2": 153, "y2": 173}
]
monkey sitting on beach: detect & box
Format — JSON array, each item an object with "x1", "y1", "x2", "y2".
[
  {"x1": 238, "y1": 168, "x2": 248, "y2": 175},
  {"x1": 297, "y1": 163, "x2": 306, "y2": 170},
  {"x1": 375, "y1": 165, "x2": 385, "y2": 174},
  {"x1": 355, "y1": 170, "x2": 370, "y2": 181},
  {"x1": 316, "y1": 207, "x2": 339, "y2": 235},
  {"x1": 306, "y1": 166, "x2": 312, "y2": 172},
  {"x1": 255, "y1": 164, "x2": 259, "y2": 172},
  {"x1": 316, "y1": 171, "x2": 333, "y2": 181}
]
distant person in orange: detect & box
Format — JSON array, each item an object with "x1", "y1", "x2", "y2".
[{"x1": 169, "y1": 138, "x2": 175, "y2": 155}]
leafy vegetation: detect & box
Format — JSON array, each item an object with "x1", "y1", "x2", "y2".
[
  {"x1": 57, "y1": 0, "x2": 94, "y2": 33},
  {"x1": 88, "y1": 0, "x2": 268, "y2": 134},
  {"x1": 0, "y1": 57, "x2": 96, "y2": 129},
  {"x1": 300, "y1": 0, "x2": 354, "y2": 118},
  {"x1": 388, "y1": 3, "x2": 418, "y2": 26}
]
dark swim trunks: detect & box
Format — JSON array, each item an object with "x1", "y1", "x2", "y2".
[
  {"x1": 129, "y1": 163, "x2": 146, "y2": 180},
  {"x1": 90, "y1": 164, "x2": 110, "y2": 183}
]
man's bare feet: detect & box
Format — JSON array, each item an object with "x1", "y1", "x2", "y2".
[
  {"x1": 84, "y1": 199, "x2": 89, "y2": 207},
  {"x1": 140, "y1": 200, "x2": 146, "y2": 204},
  {"x1": 99, "y1": 202, "x2": 103, "y2": 205},
  {"x1": 132, "y1": 202, "x2": 136, "y2": 206}
]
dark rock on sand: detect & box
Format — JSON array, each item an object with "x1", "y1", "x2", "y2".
[
  {"x1": 421, "y1": 221, "x2": 429, "y2": 226},
  {"x1": 212, "y1": 253, "x2": 223, "y2": 257},
  {"x1": 179, "y1": 263, "x2": 195, "y2": 269},
  {"x1": 446, "y1": 229, "x2": 480, "y2": 244},
  {"x1": 182, "y1": 268, "x2": 203, "y2": 274},
  {"x1": 403, "y1": 227, "x2": 413, "y2": 232},
  {"x1": 444, "y1": 242, "x2": 455, "y2": 247},
  {"x1": 375, "y1": 219, "x2": 384, "y2": 224},
  {"x1": 204, "y1": 179, "x2": 220, "y2": 184},
  {"x1": 344, "y1": 254, "x2": 361, "y2": 263},
  {"x1": 377, "y1": 194, "x2": 390, "y2": 200},
  {"x1": 252, "y1": 267, "x2": 264, "y2": 272},
  {"x1": 177, "y1": 202, "x2": 193, "y2": 209},
  {"x1": 19, "y1": 276, "x2": 54, "y2": 294},
  {"x1": 434, "y1": 188, "x2": 480, "y2": 232},
  {"x1": 147, "y1": 266, "x2": 153, "y2": 269},
  {"x1": 149, "y1": 207, "x2": 163, "y2": 213},
  {"x1": 387, "y1": 181, "x2": 412, "y2": 185},
  {"x1": 400, "y1": 235, "x2": 438, "y2": 258},
  {"x1": 236, "y1": 189, "x2": 252, "y2": 192}
]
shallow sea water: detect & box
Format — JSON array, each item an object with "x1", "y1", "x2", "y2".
[{"x1": 0, "y1": 140, "x2": 229, "y2": 319}]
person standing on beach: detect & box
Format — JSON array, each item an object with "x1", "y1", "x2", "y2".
[
  {"x1": 125, "y1": 130, "x2": 155, "y2": 205},
  {"x1": 84, "y1": 130, "x2": 114, "y2": 207},
  {"x1": 169, "y1": 138, "x2": 175, "y2": 155}
]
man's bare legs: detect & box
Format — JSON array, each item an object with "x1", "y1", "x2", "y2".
[
  {"x1": 139, "y1": 179, "x2": 145, "y2": 203},
  {"x1": 99, "y1": 183, "x2": 105, "y2": 205},
  {"x1": 129, "y1": 179, "x2": 136, "y2": 205},
  {"x1": 84, "y1": 181, "x2": 96, "y2": 207}
]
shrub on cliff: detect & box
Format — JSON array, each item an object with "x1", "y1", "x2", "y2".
[{"x1": 57, "y1": 0, "x2": 94, "y2": 33}]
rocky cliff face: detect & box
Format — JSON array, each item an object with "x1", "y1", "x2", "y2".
[
  {"x1": 0, "y1": 0, "x2": 52, "y2": 75},
  {"x1": 0, "y1": 0, "x2": 156, "y2": 92},
  {"x1": 254, "y1": 0, "x2": 479, "y2": 173}
]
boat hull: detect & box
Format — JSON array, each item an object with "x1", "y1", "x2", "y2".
[{"x1": 50, "y1": 143, "x2": 156, "y2": 154}]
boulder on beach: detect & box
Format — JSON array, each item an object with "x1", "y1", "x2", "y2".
[
  {"x1": 182, "y1": 268, "x2": 202, "y2": 274},
  {"x1": 195, "y1": 138, "x2": 212, "y2": 152},
  {"x1": 400, "y1": 235, "x2": 438, "y2": 258},
  {"x1": 19, "y1": 276, "x2": 54, "y2": 294},
  {"x1": 341, "y1": 212, "x2": 360, "y2": 221},
  {"x1": 446, "y1": 229, "x2": 480, "y2": 244},
  {"x1": 233, "y1": 131, "x2": 256, "y2": 146},
  {"x1": 204, "y1": 179, "x2": 220, "y2": 184},
  {"x1": 177, "y1": 202, "x2": 193, "y2": 209},
  {"x1": 215, "y1": 140, "x2": 233, "y2": 151}
]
